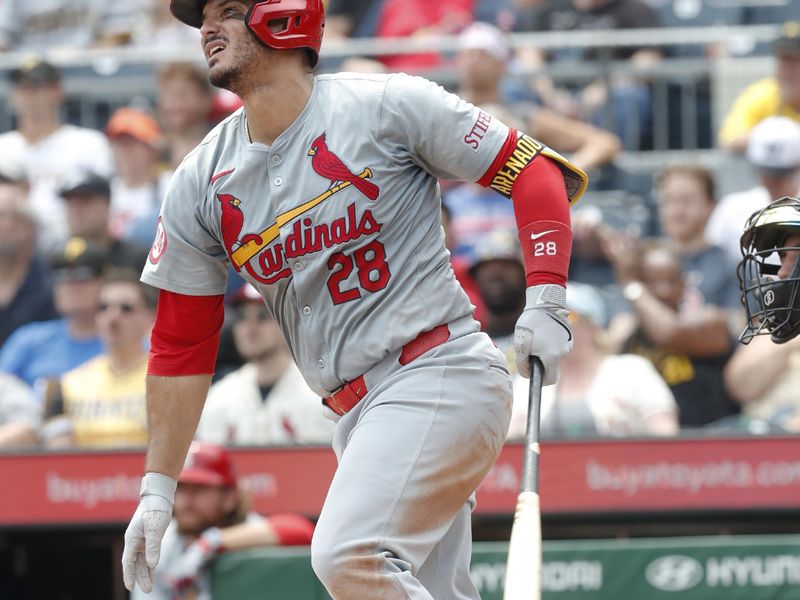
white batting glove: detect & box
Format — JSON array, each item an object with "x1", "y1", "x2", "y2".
[
  {"x1": 122, "y1": 472, "x2": 177, "y2": 593},
  {"x1": 514, "y1": 284, "x2": 573, "y2": 386}
]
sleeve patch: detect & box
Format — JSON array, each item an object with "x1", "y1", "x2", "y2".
[
  {"x1": 463, "y1": 110, "x2": 494, "y2": 152},
  {"x1": 488, "y1": 135, "x2": 544, "y2": 197}
]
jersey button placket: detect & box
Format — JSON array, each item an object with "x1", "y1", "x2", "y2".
[{"x1": 303, "y1": 305, "x2": 312, "y2": 315}]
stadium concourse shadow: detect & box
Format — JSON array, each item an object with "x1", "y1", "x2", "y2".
[{"x1": 212, "y1": 536, "x2": 800, "y2": 599}]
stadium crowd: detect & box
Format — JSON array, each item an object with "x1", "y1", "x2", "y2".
[{"x1": 1, "y1": 1, "x2": 800, "y2": 460}]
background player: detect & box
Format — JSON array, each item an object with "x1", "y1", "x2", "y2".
[{"x1": 122, "y1": 1, "x2": 586, "y2": 598}]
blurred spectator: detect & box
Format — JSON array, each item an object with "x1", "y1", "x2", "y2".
[
  {"x1": 653, "y1": 165, "x2": 743, "y2": 319},
  {"x1": 130, "y1": 0, "x2": 199, "y2": 49},
  {"x1": 105, "y1": 107, "x2": 172, "y2": 247},
  {"x1": 0, "y1": 237, "x2": 104, "y2": 390},
  {"x1": 0, "y1": 373, "x2": 41, "y2": 447},
  {"x1": 723, "y1": 334, "x2": 800, "y2": 430},
  {"x1": 606, "y1": 238, "x2": 740, "y2": 427},
  {"x1": 518, "y1": 0, "x2": 662, "y2": 148},
  {"x1": 468, "y1": 229, "x2": 527, "y2": 357},
  {"x1": 708, "y1": 117, "x2": 800, "y2": 263},
  {"x1": 0, "y1": 180, "x2": 56, "y2": 346},
  {"x1": 41, "y1": 270, "x2": 155, "y2": 449},
  {"x1": 196, "y1": 284, "x2": 334, "y2": 446},
  {"x1": 719, "y1": 20, "x2": 800, "y2": 152},
  {"x1": 0, "y1": 59, "x2": 114, "y2": 250},
  {"x1": 325, "y1": 0, "x2": 382, "y2": 38},
  {"x1": 0, "y1": 1, "x2": 136, "y2": 52},
  {"x1": 132, "y1": 441, "x2": 315, "y2": 600},
  {"x1": 507, "y1": 282, "x2": 679, "y2": 439},
  {"x1": 455, "y1": 22, "x2": 622, "y2": 172},
  {"x1": 339, "y1": 0, "x2": 473, "y2": 72},
  {"x1": 445, "y1": 23, "x2": 620, "y2": 261},
  {"x1": 156, "y1": 62, "x2": 216, "y2": 169},
  {"x1": 59, "y1": 171, "x2": 149, "y2": 271}
]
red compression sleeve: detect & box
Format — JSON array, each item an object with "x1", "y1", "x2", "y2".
[
  {"x1": 478, "y1": 130, "x2": 572, "y2": 287},
  {"x1": 148, "y1": 290, "x2": 225, "y2": 376},
  {"x1": 268, "y1": 513, "x2": 315, "y2": 546},
  {"x1": 512, "y1": 156, "x2": 572, "y2": 287}
]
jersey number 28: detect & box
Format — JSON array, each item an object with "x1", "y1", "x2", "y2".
[{"x1": 327, "y1": 240, "x2": 391, "y2": 305}]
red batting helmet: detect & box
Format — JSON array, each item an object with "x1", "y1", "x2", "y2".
[{"x1": 170, "y1": 0, "x2": 325, "y2": 67}]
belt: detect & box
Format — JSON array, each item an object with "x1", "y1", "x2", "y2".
[{"x1": 323, "y1": 323, "x2": 451, "y2": 416}]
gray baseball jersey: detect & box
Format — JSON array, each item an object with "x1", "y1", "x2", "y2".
[{"x1": 142, "y1": 72, "x2": 511, "y2": 396}]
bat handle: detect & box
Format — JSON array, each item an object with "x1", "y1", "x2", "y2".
[{"x1": 521, "y1": 357, "x2": 544, "y2": 494}]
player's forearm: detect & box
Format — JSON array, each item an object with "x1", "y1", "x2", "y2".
[
  {"x1": 145, "y1": 374, "x2": 212, "y2": 479},
  {"x1": 219, "y1": 520, "x2": 281, "y2": 551},
  {"x1": 723, "y1": 336, "x2": 795, "y2": 404}
]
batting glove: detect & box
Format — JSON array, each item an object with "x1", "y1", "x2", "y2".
[
  {"x1": 165, "y1": 527, "x2": 223, "y2": 592},
  {"x1": 514, "y1": 284, "x2": 573, "y2": 386},
  {"x1": 122, "y1": 472, "x2": 177, "y2": 593}
]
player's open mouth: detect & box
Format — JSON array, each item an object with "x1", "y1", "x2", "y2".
[{"x1": 206, "y1": 41, "x2": 227, "y2": 60}]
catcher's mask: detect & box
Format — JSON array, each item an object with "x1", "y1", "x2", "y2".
[
  {"x1": 170, "y1": 0, "x2": 325, "y2": 68},
  {"x1": 738, "y1": 196, "x2": 800, "y2": 344}
]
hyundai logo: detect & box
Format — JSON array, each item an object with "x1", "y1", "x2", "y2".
[
  {"x1": 764, "y1": 290, "x2": 775, "y2": 306},
  {"x1": 645, "y1": 555, "x2": 703, "y2": 591}
]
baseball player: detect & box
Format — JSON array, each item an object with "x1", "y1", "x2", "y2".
[
  {"x1": 122, "y1": 1, "x2": 587, "y2": 598},
  {"x1": 738, "y1": 196, "x2": 800, "y2": 344}
]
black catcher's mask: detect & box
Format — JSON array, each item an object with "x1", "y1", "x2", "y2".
[{"x1": 738, "y1": 196, "x2": 800, "y2": 344}]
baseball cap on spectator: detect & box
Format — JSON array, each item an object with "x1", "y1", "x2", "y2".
[
  {"x1": 105, "y1": 107, "x2": 162, "y2": 149},
  {"x1": 468, "y1": 228, "x2": 523, "y2": 276},
  {"x1": 774, "y1": 20, "x2": 800, "y2": 56},
  {"x1": 230, "y1": 282, "x2": 263, "y2": 306},
  {"x1": 9, "y1": 57, "x2": 61, "y2": 86},
  {"x1": 48, "y1": 237, "x2": 106, "y2": 280},
  {"x1": 566, "y1": 283, "x2": 607, "y2": 328},
  {"x1": 59, "y1": 171, "x2": 112, "y2": 200},
  {"x1": 179, "y1": 441, "x2": 237, "y2": 488},
  {"x1": 746, "y1": 116, "x2": 800, "y2": 177},
  {"x1": 457, "y1": 22, "x2": 511, "y2": 63}
]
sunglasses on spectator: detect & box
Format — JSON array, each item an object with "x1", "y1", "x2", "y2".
[
  {"x1": 99, "y1": 302, "x2": 139, "y2": 314},
  {"x1": 53, "y1": 266, "x2": 100, "y2": 283},
  {"x1": 233, "y1": 307, "x2": 273, "y2": 322}
]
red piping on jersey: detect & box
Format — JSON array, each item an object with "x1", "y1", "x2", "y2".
[
  {"x1": 211, "y1": 169, "x2": 236, "y2": 184},
  {"x1": 147, "y1": 290, "x2": 224, "y2": 376}
]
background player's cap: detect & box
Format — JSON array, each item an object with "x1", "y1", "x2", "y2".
[
  {"x1": 48, "y1": 237, "x2": 107, "y2": 279},
  {"x1": 746, "y1": 116, "x2": 800, "y2": 175},
  {"x1": 9, "y1": 56, "x2": 61, "y2": 86},
  {"x1": 774, "y1": 20, "x2": 800, "y2": 55},
  {"x1": 230, "y1": 282, "x2": 263, "y2": 306},
  {"x1": 566, "y1": 283, "x2": 608, "y2": 328},
  {"x1": 457, "y1": 22, "x2": 511, "y2": 63},
  {"x1": 468, "y1": 228, "x2": 523, "y2": 275},
  {"x1": 59, "y1": 171, "x2": 112, "y2": 200},
  {"x1": 179, "y1": 441, "x2": 238, "y2": 488},
  {"x1": 105, "y1": 107, "x2": 163, "y2": 149}
]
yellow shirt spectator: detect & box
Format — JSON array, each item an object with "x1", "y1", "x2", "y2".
[
  {"x1": 53, "y1": 355, "x2": 148, "y2": 448},
  {"x1": 719, "y1": 78, "x2": 800, "y2": 149}
]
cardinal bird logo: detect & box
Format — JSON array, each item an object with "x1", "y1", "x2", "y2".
[
  {"x1": 308, "y1": 133, "x2": 380, "y2": 201},
  {"x1": 217, "y1": 193, "x2": 263, "y2": 269}
]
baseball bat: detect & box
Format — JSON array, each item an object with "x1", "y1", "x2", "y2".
[{"x1": 503, "y1": 357, "x2": 544, "y2": 600}]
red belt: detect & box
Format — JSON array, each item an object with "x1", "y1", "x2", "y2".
[{"x1": 323, "y1": 324, "x2": 451, "y2": 416}]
